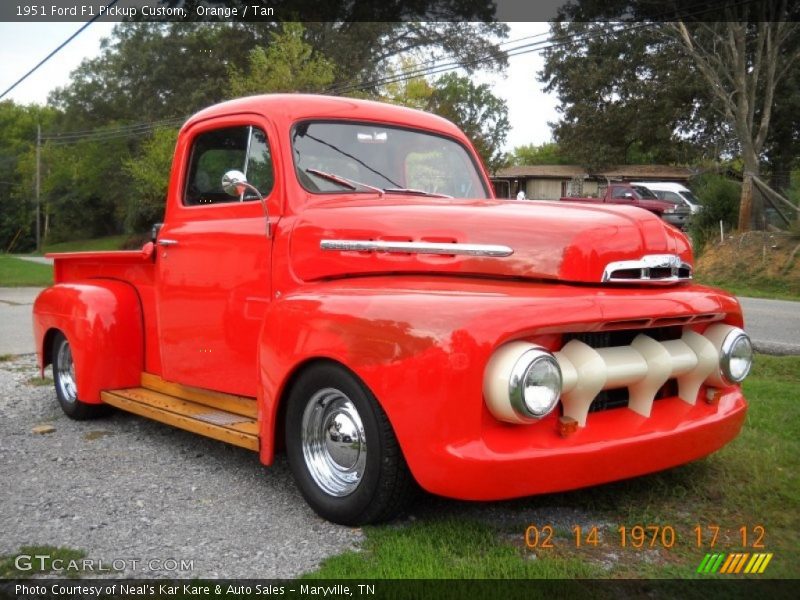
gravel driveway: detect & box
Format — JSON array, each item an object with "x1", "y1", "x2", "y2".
[
  {"x1": 0, "y1": 355, "x2": 363, "y2": 579},
  {"x1": 1, "y1": 355, "x2": 601, "y2": 580}
]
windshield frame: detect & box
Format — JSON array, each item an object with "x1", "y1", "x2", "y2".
[
  {"x1": 289, "y1": 119, "x2": 490, "y2": 199},
  {"x1": 681, "y1": 190, "x2": 700, "y2": 206}
]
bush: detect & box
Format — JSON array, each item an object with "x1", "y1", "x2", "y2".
[
  {"x1": 123, "y1": 127, "x2": 178, "y2": 234},
  {"x1": 688, "y1": 174, "x2": 741, "y2": 250}
]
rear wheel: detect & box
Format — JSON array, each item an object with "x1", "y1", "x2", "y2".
[
  {"x1": 51, "y1": 332, "x2": 107, "y2": 420},
  {"x1": 285, "y1": 363, "x2": 415, "y2": 525}
]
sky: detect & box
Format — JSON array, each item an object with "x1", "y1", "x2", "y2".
[{"x1": 0, "y1": 21, "x2": 560, "y2": 151}]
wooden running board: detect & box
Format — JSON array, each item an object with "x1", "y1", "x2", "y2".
[{"x1": 100, "y1": 374, "x2": 259, "y2": 451}]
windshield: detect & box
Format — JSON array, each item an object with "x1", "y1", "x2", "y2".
[
  {"x1": 291, "y1": 121, "x2": 489, "y2": 198},
  {"x1": 681, "y1": 191, "x2": 700, "y2": 205},
  {"x1": 657, "y1": 191, "x2": 684, "y2": 205}
]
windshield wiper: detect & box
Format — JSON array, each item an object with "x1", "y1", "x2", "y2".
[
  {"x1": 306, "y1": 168, "x2": 384, "y2": 196},
  {"x1": 383, "y1": 188, "x2": 453, "y2": 199},
  {"x1": 299, "y1": 131, "x2": 401, "y2": 188},
  {"x1": 305, "y1": 170, "x2": 452, "y2": 199}
]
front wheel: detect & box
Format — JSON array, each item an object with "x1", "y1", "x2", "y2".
[
  {"x1": 51, "y1": 332, "x2": 107, "y2": 420},
  {"x1": 285, "y1": 363, "x2": 415, "y2": 525}
]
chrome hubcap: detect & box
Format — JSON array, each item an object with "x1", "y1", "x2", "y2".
[
  {"x1": 56, "y1": 339, "x2": 77, "y2": 405},
  {"x1": 301, "y1": 388, "x2": 366, "y2": 497}
]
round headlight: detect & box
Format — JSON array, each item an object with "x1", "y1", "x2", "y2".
[
  {"x1": 720, "y1": 329, "x2": 753, "y2": 383},
  {"x1": 510, "y1": 350, "x2": 562, "y2": 419}
]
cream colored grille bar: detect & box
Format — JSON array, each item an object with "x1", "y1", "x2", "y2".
[{"x1": 554, "y1": 324, "x2": 737, "y2": 426}]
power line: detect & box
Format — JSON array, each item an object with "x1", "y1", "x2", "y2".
[
  {"x1": 325, "y1": 32, "x2": 550, "y2": 95},
  {"x1": 36, "y1": 30, "x2": 553, "y2": 143},
  {"x1": 326, "y1": 22, "x2": 652, "y2": 96},
  {"x1": 326, "y1": 0, "x2": 761, "y2": 95},
  {"x1": 42, "y1": 115, "x2": 186, "y2": 139},
  {"x1": 43, "y1": 117, "x2": 186, "y2": 144},
  {"x1": 34, "y1": 24, "x2": 656, "y2": 144},
  {"x1": 0, "y1": 0, "x2": 119, "y2": 101},
  {"x1": 35, "y1": 0, "x2": 753, "y2": 144}
]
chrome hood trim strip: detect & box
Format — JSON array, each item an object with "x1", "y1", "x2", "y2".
[{"x1": 320, "y1": 239, "x2": 514, "y2": 257}]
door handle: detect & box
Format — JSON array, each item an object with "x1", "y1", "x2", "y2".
[{"x1": 157, "y1": 239, "x2": 179, "y2": 247}]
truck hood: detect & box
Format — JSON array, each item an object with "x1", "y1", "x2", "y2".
[{"x1": 288, "y1": 197, "x2": 692, "y2": 285}]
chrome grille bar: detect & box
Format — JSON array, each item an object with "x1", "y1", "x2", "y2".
[{"x1": 602, "y1": 254, "x2": 692, "y2": 284}]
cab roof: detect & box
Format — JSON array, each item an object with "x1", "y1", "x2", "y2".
[
  {"x1": 184, "y1": 94, "x2": 465, "y2": 139},
  {"x1": 631, "y1": 181, "x2": 691, "y2": 192}
]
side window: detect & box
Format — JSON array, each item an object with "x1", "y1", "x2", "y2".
[
  {"x1": 611, "y1": 186, "x2": 631, "y2": 199},
  {"x1": 184, "y1": 126, "x2": 274, "y2": 206},
  {"x1": 246, "y1": 128, "x2": 274, "y2": 199}
]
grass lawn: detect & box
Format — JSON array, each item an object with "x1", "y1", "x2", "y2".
[
  {"x1": 0, "y1": 255, "x2": 53, "y2": 287},
  {"x1": 694, "y1": 232, "x2": 800, "y2": 302},
  {"x1": 1, "y1": 235, "x2": 131, "y2": 287},
  {"x1": 41, "y1": 234, "x2": 130, "y2": 254},
  {"x1": 306, "y1": 355, "x2": 800, "y2": 579}
]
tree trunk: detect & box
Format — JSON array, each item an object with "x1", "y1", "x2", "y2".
[
  {"x1": 738, "y1": 174, "x2": 753, "y2": 232},
  {"x1": 738, "y1": 143, "x2": 765, "y2": 231},
  {"x1": 43, "y1": 210, "x2": 50, "y2": 247}
]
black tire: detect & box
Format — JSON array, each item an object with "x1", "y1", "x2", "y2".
[
  {"x1": 51, "y1": 331, "x2": 108, "y2": 420},
  {"x1": 285, "y1": 363, "x2": 416, "y2": 525}
]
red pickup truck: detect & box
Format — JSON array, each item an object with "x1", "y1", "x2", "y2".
[
  {"x1": 561, "y1": 183, "x2": 691, "y2": 229},
  {"x1": 33, "y1": 95, "x2": 752, "y2": 525}
]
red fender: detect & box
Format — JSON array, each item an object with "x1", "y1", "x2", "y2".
[
  {"x1": 255, "y1": 278, "x2": 746, "y2": 499},
  {"x1": 33, "y1": 281, "x2": 144, "y2": 403}
]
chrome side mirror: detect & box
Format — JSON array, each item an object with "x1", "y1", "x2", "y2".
[
  {"x1": 222, "y1": 170, "x2": 249, "y2": 197},
  {"x1": 221, "y1": 170, "x2": 271, "y2": 237}
]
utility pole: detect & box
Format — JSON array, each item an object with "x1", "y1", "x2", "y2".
[{"x1": 35, "y1": 123, "x2": 41, "y2": 252}]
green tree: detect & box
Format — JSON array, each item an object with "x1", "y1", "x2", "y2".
[
  {"x1": 668, "y1": 15, "x2": 800, "y2": 230},
  {"x1": 381, "y1": 58, "x2": 436, "y2": 110},
  {"x1": 382, "y1": 70, "x2": 509, "y2": 172},
  {"x1": 303, "y1": 21, "x2": 508, "y2": 93},
  {"x1": 123, "y1": 127, "x2": 179, "y2": 232},
  {"x1": 228, "y1": 23, "x2": 335, "y2": 96},
  {"x1": 425, "y1": 73, "x2": 510, "y2": 173},
  {"x1": 540, "y1": 21, "x2": 720, "y2": 169},
  {"x1": 49, "y1": 23, "x2": 267, "y2": 128},
  {"x1": 40, "y1": 134, "x2": 132, "y2": 243},
  {"x1": 509, "y1": 142, "x2": 573, "y2": 166},
  {"x1": 764, "y1": 64, "x2": 800, "y2": 194},
  {"x1": 541, "y1": 2, "x2": 800, "y2": 231},
  {"x1": 689, "y1": 174, "x2": 741, "y2": 248},
  {"x1": 0, "y1": 101, "x2": 58, "y2": 252},
  {"x1": 51, "y1": 21, "x2": 508, "y2": 129}
]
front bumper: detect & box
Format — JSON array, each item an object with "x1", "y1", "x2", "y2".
[
  {"x1": 419, "y1": 386, "x2": 746, "y2": 500},
  {"x1": 662, "y1": 213, "x2": 691, "y2": 230}
]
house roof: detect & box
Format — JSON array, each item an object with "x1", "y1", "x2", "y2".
[
  {"x1": 494, "y1": 164, "x2": 695, "y2": 181},
  {"x1": 495, "y1": 165, "x2": 588, "y2": 179}
]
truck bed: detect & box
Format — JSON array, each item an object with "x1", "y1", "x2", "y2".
[
  {"x1": 49, "y1": 248, "x2": 156, "y2": 285},
  {"x1": 49, "y1": 247, "x2": 160, "y2": 373}
]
